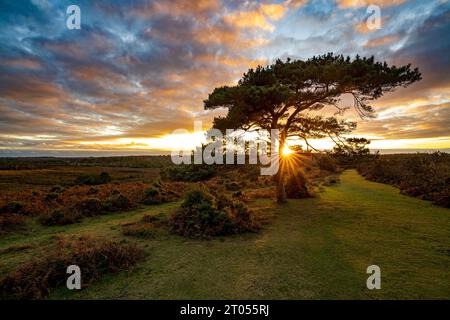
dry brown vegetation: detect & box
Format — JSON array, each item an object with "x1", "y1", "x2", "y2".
[
  {"x1": 0, "y1": 236, "x2": 143, "y2": 299},
  {"x1": 0, "y1": 178, "x2": 187, "y2": 230}
]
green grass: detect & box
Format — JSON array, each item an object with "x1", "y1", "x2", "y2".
[{"x1": 1, "y1": 169, "x2": 449, "y2": 299}]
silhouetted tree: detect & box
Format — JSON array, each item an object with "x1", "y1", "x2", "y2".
[
  {"x1": 204, "y1": 53, "x2": 421, "y2": 202},
  {"x1": 333, "y1": 137, "x2": 371, "y2": 157}
]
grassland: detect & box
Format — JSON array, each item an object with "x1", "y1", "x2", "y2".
[{"x1": 1, "y1": 169, "x2": 449, "y2": 299}]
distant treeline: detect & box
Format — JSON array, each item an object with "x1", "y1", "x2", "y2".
[{"x1": 0, "y1": 156, "x2": 172, "y2": 170}]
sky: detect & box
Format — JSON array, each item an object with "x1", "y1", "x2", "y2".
[{"x1": 0, "y1": 0, "x2": 449, "y2": 156}]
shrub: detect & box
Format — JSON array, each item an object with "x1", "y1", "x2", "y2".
[
  {"x1": 142, "y1": 187, "x2": 163, "y2": 205},
  {"x1": 103, "y1": 193, "x2": 131, "y2": 212},
  {"x1": 75, "y1": 172, "x2": 111, "y2": 185},
  {"x1": 161, "y1": 165, "x2": 215, "y2": 182},
  {"x1": 39, "y1": 209, "x2": 80, "y2": 226},
  {"x1": 232, "y1": 190, "x2": 243, "y2": 198},
  {"x1": 0, "y1": 237, "x2": 143, "y2": 299},
  {"x1": 5, "y1": 201, "x2": 24, "y2": 213},
  {"x1": 316, "y1": 154, "x2": 338, "y2": 172},
  {"x1": 225, "y1": 182, "x2": 240, "y2": 191},
  {"x1": 170, "y1": 189, "x2": 259, "y2": 238},
  {"x1": 49, "y1": 186, "x2": 64, "y2": 193},
  {"x1": 0, "y1": 213, "x2": 26, "y2": 231},
  {"x1": 0, "y1": 201, "x2": 30, "y2": 217},
  {"x1": 86, "y1": 187, "x2": 98, "y2": 195},
  {"x1": 44, "y1": 192, "x2": 59, "y2": 202},
  {"x1": 72, "y1": 198, "x2": 104, "y2": 216}
]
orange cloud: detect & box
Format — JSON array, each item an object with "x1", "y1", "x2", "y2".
[
  {"x1": 1, "y1": 58, "x2": 41, "y2": 70},
  {"x1": 337, "y1": 0, "x2": 407, "y2": 8},
  {"x1": 129, "y1": 0, "x2": 220, "y2": 20},
  {"x1": 363, "y1": 34, "x2": 400, "y2": 47},
  {"x1": 224, "y1": 3, "x2": 288, "y2": 31}
]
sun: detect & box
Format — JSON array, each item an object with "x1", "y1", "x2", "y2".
[{"x1": 282, "y1": 146, "x2": 294, "y2": 156}]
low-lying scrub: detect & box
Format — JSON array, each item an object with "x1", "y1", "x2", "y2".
[
  {"x1": 75, "y1": 172, "x2": 112, "y2": 185},
  {"x1": 0, "y1": 237, "x2": 143, "y2": 299},
  {"x1": 0, "y1": 179, "x2": 185, "y2": 228},
  {"x1": 315, "y1": 154, "x2": 338, "y2": 172},
  {"x1": 161, "y1": 164, "x2": 215, "y2": 182},
  {"x1": 39, "y1": 209, "x2": 81, "y2": 226},
  {"x1": 0, "y1": 213, "x2": 26, "y2": 232},
  {"x1": 170, "y1": 188, "x2": 260, "y2": 239},
  {"x1": 141, "y1": 180, "x2": 181, "y2": 205},
  {"x1": 358, "y1": 152, "x2": 450, "y2": 207}
]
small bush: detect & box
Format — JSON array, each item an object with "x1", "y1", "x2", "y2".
[
  {"x1": 142, "y1": 187, "x2": 163, "y2": 205},
  {"x1": 0, "y1": 237, "x2": 143, "y2": 299},
  {"x1": 316, "y1": 154, "x2": 338, "y2": 172},
  {"x1": 5, "y1": 201, "x2": 24, "y2": 213},
  {"x1": 72, "y1": 198, "x2": 104, "y2": 217},
  {"x1": 39, "y1": 209, "x2": 80, "y2": 226},
  {"x1": 0, "y1": 213, "x2": 26, "y2": 231},
  {"x1": 44, "y1": 192, "x2": 59, "y2": 202},
  {"x1": 232, "y1": 190, "x2": 243, "y2": 198},
  {"x1": 103, "y1": 193, "x2": 131, "y2": 212},
  {"x1": 225, "y1": 182, "x2": 240, "y2": 191},
  {"x1": 86, "y1": 187, "x2": 98, "y2": 195},
  {"x1": 49, "y1": 186, "x2": 64, "y2": 193},
  {"x1": 161, "y1": 165, "x2": 215, "y2": 182},
  {"x1": 75, "y1": 172, "x2": 111, "y2": 185},
  {"x1": 170, "y1": 189, "x2": 259, "y2": 238}
]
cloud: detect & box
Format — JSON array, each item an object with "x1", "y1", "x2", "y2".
[
  {"x1": 224, "y1": 2, "x2": 289, "y2": 31},
  {"x1": 363, "y1": 34, "x2": 401, "y2": 47},
  {"x1": 336, "y1": 0, "x2": 407, "y2": 8},
  {"x1": 0, "y1": 0, "x2": 449, "y2": 154}
]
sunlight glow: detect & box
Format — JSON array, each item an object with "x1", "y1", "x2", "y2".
[{"x1": 282, "y1": 146, "x2": 294, "y2": 156}]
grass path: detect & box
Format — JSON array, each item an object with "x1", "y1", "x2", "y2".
[{"x1": 1, "y1": 170, "x2": 449, "y2": 299}]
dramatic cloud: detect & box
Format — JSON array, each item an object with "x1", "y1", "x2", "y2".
[{"x1": 0, "y1": 0, "x2": 449, "y2": 155}]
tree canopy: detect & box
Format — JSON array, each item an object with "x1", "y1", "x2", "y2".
[{"x1": 204, "y1": 53, "x2": 421, "y2": 145}]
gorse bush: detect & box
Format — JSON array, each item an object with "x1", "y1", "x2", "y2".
[
  {"x1": 0, "y1": 237, "x2": 143, "y2": 299},
  {"x1": 170, "y1": 188, "x2": 260, "y2": 238}
]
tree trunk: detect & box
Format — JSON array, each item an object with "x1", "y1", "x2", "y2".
[
  {"x1": 273, "y1": 122, "x2": 287, "y2": 203},
  {"x1": 276, "y1": 146, "x2": 287, "y2": 203},
  {"x1": 276, "y1": 174, "x2": 287, "y2": 203}
]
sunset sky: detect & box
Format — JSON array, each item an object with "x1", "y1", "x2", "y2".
[{"x1": 1, "y1": 0, "x2": 449, "y2": 156}]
